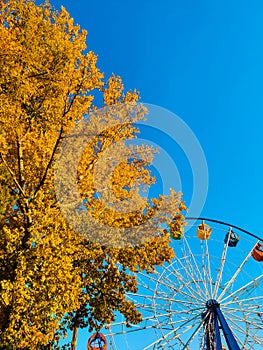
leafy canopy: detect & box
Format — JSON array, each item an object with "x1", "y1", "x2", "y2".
[{"x1": 0, "y1": 0, "x2": 186, "y2": 348}]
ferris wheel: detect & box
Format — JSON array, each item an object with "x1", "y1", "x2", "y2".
[{"x1": 99, "y1": 218, "x2": 263, "y2": 350}]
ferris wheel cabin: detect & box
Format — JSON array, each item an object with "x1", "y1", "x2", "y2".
[
  {"x1": 87, "y1": 332, "x2": 107, "y2": 350},
  {"x1": 252, "y1": 242, "x2": 263, "y2": 262}
]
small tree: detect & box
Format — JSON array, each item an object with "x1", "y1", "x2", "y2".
[{"x1": 0, "y1": 1, "x2": 185, "y2": 348}]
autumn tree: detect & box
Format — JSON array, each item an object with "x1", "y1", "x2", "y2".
[{"x1": 0, "y1": 0, "x2": 186, "y2": 349}]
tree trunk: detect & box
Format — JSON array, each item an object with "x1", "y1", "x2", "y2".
[{"x1": 71, "y1": 326, "x2": 78, "y2": 350}]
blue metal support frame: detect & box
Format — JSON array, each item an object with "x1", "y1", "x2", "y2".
[
  {"x1": 213, "y1": 312, "x2": 222, "y2": 350},
  {"x1": 216, "y1": 307, "x2": 240, "y2": 350},
  {"x1": 206, "y1": 299, "x2": 240, "y2": 350}
]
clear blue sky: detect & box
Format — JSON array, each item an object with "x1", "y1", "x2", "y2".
[{"x1": 47, "y1": 0, "x2": 263, "y2": 347}]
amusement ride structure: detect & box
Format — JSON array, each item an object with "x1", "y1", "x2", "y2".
[{"x1": 87, "y1": 218, "x2": 263, "y2": 350}]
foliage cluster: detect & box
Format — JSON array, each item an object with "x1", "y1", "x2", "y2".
[{"x1": 0, "y1": 1, "x2": 185, "y2": 348}]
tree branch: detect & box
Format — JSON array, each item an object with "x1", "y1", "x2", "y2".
[
  {"x1": 16, "y1": 135, "x2": 25, "y2": 187},
  {"x1": 33, "y1": 72, "x2": 86, "y2": 199},
  {"x1": 32, "y1": 127, "x2": 64, "y2": 199},
  {"x1": 0, "y1": 152, "x2": 26, "y2": 198}
]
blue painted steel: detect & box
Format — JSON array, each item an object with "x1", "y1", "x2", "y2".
[
  {"x1": 213, "y1": 313, "x2": 223, "y2": 350},
  {"x1": 206, "y1": 299, "x2": 241, "y2": 350},
  {"x1": 216, "y1": 307, "x2": 240, "y2": 350}
]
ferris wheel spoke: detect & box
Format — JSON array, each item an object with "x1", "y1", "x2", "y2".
[
  {"x1": 142, "y1": 328, "x2": 177, "y2": 349},
  {"x1": 224, "y1": 311, "x2": 250, "y2": 330},
  {"x1": 168, "y1": 262, "x2": 204, "y2": 300},
  {"x1": 108, "y1": 313, "x2": 171, "y2": 329},
  {"x1": 111, "y1": 309, "x2": 204, "y2": 349},
  {"x1": 128, "y1": 301, "x2": 193, "y2": 313},
  {"x1": 156, "y1": 313, "x2": 203, "y2": 330},
  {"x1": 200, "y1": 244, "x2": 211, "y2": 300},
  {"x1": 223, "y1": 306, "x2": 263, "y2": 321},
  {"x1": 136, "y1": 272, "x2": 163, "y2": 292},
  {"x1": 156, "y1": 324, "x2": 202, "y2": 350},
  {"x1": 107, "y1": 326, "x2": 118, "y2": 350},
  {"x1": 179, "y1": 238, "x2": 207, "y2": 293},
  {"x1": 225, "y1": 313, "x2": 263, "y2": 328},
  {"x1": 178, "y1": 307, "x2": 211, "y2": 350},
  {"x1": 161, "y1": 263, "x2": 206, "y2": 302},
  {"x1": 129, "y1": 301, "x2": 204, "y2": 316},
  {"x1": 137, "y1": 271, "x2": 164, "y2": 287},
  {"x1": 222, "y1": 294, "x2": 263, "y2": 307},
  {"x1": 128, "y1": 290, "x2": 205, "y2": 318},
  {"x1": 198, "y1": 239, "x2": 220, "y2": 300},
  {"x1": 128, "y1": 292, "x2": 202, "y2": 307},
  {"x1": 232, "y1": 316, "x2": 263, "y2": 331},
  {"x1": 217, "y1": 249, "x2": 253, "y2": 301},
  {"x1": 107, "y1": 319, "x2": 160, "y2": 336},
  {"x1": 160, "y1": 306, "x2": 205, "y2": 319},
  {"x1": 225, "y1": 318, "x2": 250, "y2": 349},
  {"x1": 142, "y1": 313, "x2": 202, "y2": 350},
  {"x1": 139, "y1": 272, "x2": 203, "y2": 304},
  {"x1": 181, "y1": 318, "x2": 206, "y2": 349},
  {"x1": 133, "y1": 304, "x2": 170, "y2": 313},
  {"x1": 181, "y1": 237, "x2": 209, "y2": 299},
  {"x1": 203, "y1": 239, "x2": 213, "y2": 297},
  {"x1": 227, "y1": 317, "x2": 263, "y2": 336},
  {"x1": 133, "y1": 303, "x2": 184, "y2": 314},
  {"x1": 108, "y1": 304, "x2": 203, "y2": 335},
  {"x1": 169, "y1": 252, "x2": 207, "y2": 301},
  {"x1": 199, "y1": 317, "x2": 213, "y2": 350},
  {"x1": 201, "y1": 311, "x2": 217, "y2": 347},
  {"x1": 219, "y1": 273, "x2": 263, "y2": 303},
  {"x1": 212, "y1": 238, "x2": 229, "y2": 299},
  {"x1": 148, "y1": 305, "x2": 204, "y2": 323},
  {"x1": 224, "y1": 312, "x2": 263, "y2": 347}
]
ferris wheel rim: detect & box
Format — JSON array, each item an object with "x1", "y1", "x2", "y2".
[{"x1": 185, "y1": 217, "x2": 263, "y2": 241}]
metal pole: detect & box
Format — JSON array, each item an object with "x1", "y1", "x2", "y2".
[
  {"x1": 205, "y1": 300, "x2": 240, "y2": 350},
  {"x1": 214, "y1": 305, "x2": 240, "y2": 350},
  {"x1": 213, "y1": 311, "x2": 222, "y2": 350}
]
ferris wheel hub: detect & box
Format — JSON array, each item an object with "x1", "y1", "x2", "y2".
[{"x1": 206, "y1": 299, "x2": 220, "y2": 310}]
